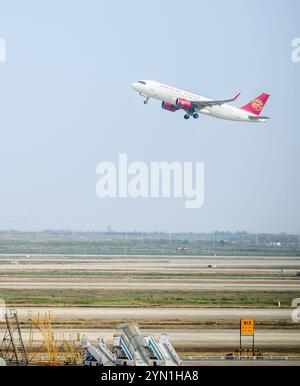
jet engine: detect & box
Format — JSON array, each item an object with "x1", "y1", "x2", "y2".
[
  {"x1": 161, "y1": 101, "x2": 180, "y2": 112},
  {"x1": 176, "y1": 98, "x2": 193, "y2": 111}
]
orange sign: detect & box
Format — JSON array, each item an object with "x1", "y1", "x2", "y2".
[{"x1": 240, "y1": 319, "x2": 255, "y2": 336}]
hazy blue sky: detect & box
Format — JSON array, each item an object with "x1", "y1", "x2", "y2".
[{"x1": 0, "y1": 0, "x2": 299, "y2": 233}]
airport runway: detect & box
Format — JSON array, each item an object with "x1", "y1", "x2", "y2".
[
  {"x1": 12, "y1": 307, "x2": 294, "y2": 322},
  {"x1": 0, "y1": 254, "x2": 300, "y2": 271},
  {"x1": 0, "y1": 280, "x2": 299, "y2": 291},
  {"x1": 3, "y1": 328, "x2": 298, "y2": 351}
]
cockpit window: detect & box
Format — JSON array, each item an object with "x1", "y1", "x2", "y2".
[{"x1": 138, "y1": 81, "x2": 147, "y2": 85}]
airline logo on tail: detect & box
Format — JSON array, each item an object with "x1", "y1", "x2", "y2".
[
  {"x1": 252, "y1": 98, "x2": 264, "y2": 112},
  {"x1": 241, "y1": 93, "x2": 270, "y2": 116}
]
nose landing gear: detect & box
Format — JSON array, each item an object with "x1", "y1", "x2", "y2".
[{"x1": 139, "y1": 93, "x2": 150, "y2": 105}]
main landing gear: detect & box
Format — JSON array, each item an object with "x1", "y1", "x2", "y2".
[{"x1": 184, "y1": 113, "x2": 199, "y2": 120}]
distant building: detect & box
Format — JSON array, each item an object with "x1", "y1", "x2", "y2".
[{"x1": 270, "y1": 242, "x2": 281, "y2": 247}]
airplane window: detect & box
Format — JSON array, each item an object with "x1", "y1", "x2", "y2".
[{"x1": 138, "y1": 81, "x2": 147, "y2": 85}]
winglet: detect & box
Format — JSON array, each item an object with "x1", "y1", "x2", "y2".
[{"x1": 233, "y1": 92, "x2": 241, "y2": 101}]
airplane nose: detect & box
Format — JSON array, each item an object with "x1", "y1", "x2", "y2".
[{"x1": 131, "y1": 82, "x2": 139, "y2": 91}]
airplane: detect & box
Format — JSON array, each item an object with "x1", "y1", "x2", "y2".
[{"x1": 131, "y1": 80, "x2": 270, "y2": 123}]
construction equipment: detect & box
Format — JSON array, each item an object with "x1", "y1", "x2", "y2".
[
  {"x1": 158, "y1": 334, "x2": 182, "y2": 366},
  {"x1": 112, "y1": 334, "x2": 136, "y2": 366},
  {"x1": 28, "y1": 311, "x2": 82, "y2": 366},
  {"x1": 82, "y1": 336, "x2": 116, "y2": 366},
  {"x1": 0, "y1": 309, "x2": 28, "y2": 366},
  {"x1": 114, "y1": 323, "x2": 181, "y2": 366},
  {"x1": 60, "y1": 333, "x2": 82, "y2": 365},
  {"x1": 28, "y1": 311, "x2": 60, "y2": 365},
  {"x1": 117, "y1": 323, "x2": 153, "y2": 366},
  {"x1": 83, "y1": 322, "x2": 182, "y2": 367}
]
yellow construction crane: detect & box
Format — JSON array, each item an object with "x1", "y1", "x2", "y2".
[
  {"x1": 59, "y1": 333, "x2": 82, "y2": 365},
  {"x1": 28, "y1": 311, "x2": 62, "y2": 365},
  {"x1": 28, "y1": 311, "x2": 81, "y2": 366}
]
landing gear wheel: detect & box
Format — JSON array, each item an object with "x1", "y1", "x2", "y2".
[
  {"x1": 184, "y1": 115, "x2": 190, "y2": 120},
  {"x1": 193, "y1": 113, "x2": 199, "y2": 119},
  {"x1": 144, "y1": 97, "x2": 150, "y2": 105}
]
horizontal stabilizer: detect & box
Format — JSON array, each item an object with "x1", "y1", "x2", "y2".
[{"x1": 248, "y1": 115, "x2": 270, "y2": 120}]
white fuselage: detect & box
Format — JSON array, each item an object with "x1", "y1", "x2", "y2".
[{"x1": 132, "y1": 80, "x2": 267, "y2": 123}]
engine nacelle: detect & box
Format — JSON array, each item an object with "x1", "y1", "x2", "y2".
[
  {"x1": 161, "y1": 101, "x2": 180, "y2": 112},
  {"x1": 176, "y1": 98, "x2": 192, "y2": 111}
]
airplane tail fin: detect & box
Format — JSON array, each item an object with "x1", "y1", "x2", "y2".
[{"x1": 240, "y1": 93, "x2": 270, "y2": 116}]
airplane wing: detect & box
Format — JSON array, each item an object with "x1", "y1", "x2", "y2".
[{"x1": 191, "y1": 92, "x2": 241, "y2": 110}]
